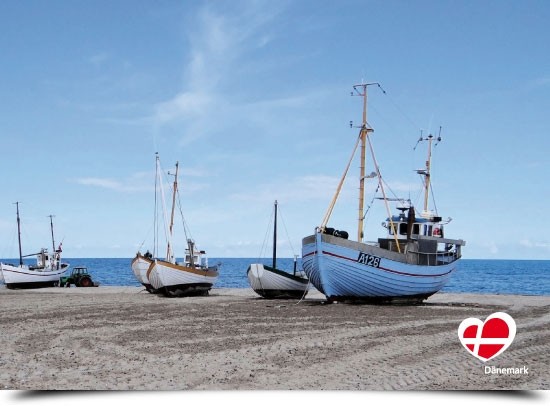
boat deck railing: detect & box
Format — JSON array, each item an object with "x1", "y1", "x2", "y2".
[
  {"x1": 402, "y1": 235, "x2": 464, "y2": 266},
  {"x1": 406, "y1": 245, "x2": 462, "y2": 266}
]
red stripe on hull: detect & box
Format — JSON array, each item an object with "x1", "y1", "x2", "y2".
[{"x1": 307, "y1": 249, "x2": 453, "y2": 278}]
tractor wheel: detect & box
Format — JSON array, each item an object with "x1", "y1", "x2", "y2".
[{"x1": 78, "y1": 276, "x2": 93, "y2": 288}]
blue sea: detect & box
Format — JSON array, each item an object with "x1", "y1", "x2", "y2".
[{"x1": 2, "y1": 257, "x2": 548, "y2": 296}]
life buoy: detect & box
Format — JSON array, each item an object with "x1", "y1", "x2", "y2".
[{"x1": 433, "y1": 227, "x2": 440, "y2": 237}]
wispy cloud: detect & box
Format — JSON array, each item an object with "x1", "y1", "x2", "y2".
[
  {"x1": 155, "y1": 92, "x2": 212, "y2": 124},
  {"x1": 151, "y1": 1, "x2": 289, "y2": 144},
  {"x1": 74, "y1": 177, "x2": 149, "y2": 193},
  {"x1": 484, "y1": 241, "x2": 499, "y2": 255},
  {"x1": 531, "y1": 76, "x2": 550, "y2": 87},
  {"x1": 89, "y1": 52, "x2": 110, "y2": 68},
  {"x1": 519, "y1": 239, "x2": 550, "y2": 250},
  {"x1": 74, "y1": 169, "x2": 155, "y2": 193},
  {"x1": 228, "y1": 174, "x2": 358, "y2": 205},
  {"x1": 523, "y1": 76, "x2": 550, "y2": 92},
  {"x1": 227, "y1": 172, "x2": 422, "y2": 206},
  {"x1": 74, "y1": 166, "x2": 209, "y2": 194}
]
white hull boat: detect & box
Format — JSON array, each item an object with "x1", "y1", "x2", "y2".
[
  {"x1": 302, "y1": 232, "x2": 461, "y2": 302},
  {"x1": 247, "y1": 263, "x2": 309, "y2": 299},
  {"x1": 301, "y1": 83, "x2": 465, "y2": 304},
  {"x1": 1, "y1": 261, "x2": 69, "y2": 289},
  {"x1": 148, "y1": 255, "x2": 219, "y2": 297},
  {"x1": 131, "y1": 253, "x2": 156, "y2": 293},
  {"x1": 247, "y1": 200, "x2": 308, "y2": 299},
  {"x1": 133, "y1": 154, "x2": 219, "y2": 297},
  {"x1": 0, "y1": 205, "x2": 69, "y2": 289}
]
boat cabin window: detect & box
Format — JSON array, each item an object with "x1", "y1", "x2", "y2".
[
  {"x1": 424, "y1": 225, "x2": 433, "y2": 236},
  {"x1": 389, "y1": 222, "x2": 421, "y2": 236},
  {"x1": 185, "y1": 255, "x2": 200, "y2": 263},
  {"x1": 421, "y1": 224, "x2": 442, "y2": 237}
]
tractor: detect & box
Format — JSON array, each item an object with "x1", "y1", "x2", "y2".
[{"x1": 59, "y1": 266, "x2": 99, "y2": 287}]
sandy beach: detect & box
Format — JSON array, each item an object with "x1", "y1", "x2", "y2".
[{"x1": 0, "y1": 286, "x2": 548, "y2": 391}]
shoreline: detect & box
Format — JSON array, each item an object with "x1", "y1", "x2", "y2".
[
  {"x1": 0, "y1": 287, "x2": 548, "y2": 390},
  {"x1": 2, "y1": 284, "x2": 549, "y2": 297}
]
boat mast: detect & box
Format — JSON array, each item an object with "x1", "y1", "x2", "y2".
[
  {"x1": 154, "y1": 153, "x2": 159, "y2": 257},
  {"x1": 353, "y1": 83, "x2": 401, "y2": 252},
  {"x1": 423, "y1": 135, "x2": 433, "y2": 213},
  {"x1": 352, "y1": 83, "x2": 375, "y2": 242},
  {"x1": 166, "y1": 161, "x2": 179, "y2": 262},
  {"x1": 272, "y1": 200, "x2": 278, "y2": 270},
  {"x1": 14, "y1": 202, "x2": 23, "y2": 266},
  {"x1": 48, "y1": 215, "x2": 56, "y2": 254},
  {"x1": 415, "y1": 127, "x2": 441, "y2": 216}
]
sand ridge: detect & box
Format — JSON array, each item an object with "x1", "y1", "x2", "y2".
[{"x1": 0, "y1": 286, "x2": 548, "y2": 390}]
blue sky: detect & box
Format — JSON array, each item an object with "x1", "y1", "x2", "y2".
[{"x1": 0, "y1": 0, "x2": 548, "y2": 260}]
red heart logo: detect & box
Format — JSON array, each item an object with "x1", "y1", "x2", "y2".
[{"x1": 458, "y1": 312, "x2": 516, "y2": 362}]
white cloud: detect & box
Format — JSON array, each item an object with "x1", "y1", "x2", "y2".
[
  {"x1": 154, "y1": 92, "x2": 212, "y2": 125},
  {"x1": 529, "y1": 76, "x2": 550, "y2": 88},
  {"x1": 74, "y1": 166, "x2": 209, "y2": 194},
  {"x1": 481, "y1": 241, "x2": 499, "y2": 255},
  {"x1": 519, "y1": 239, "x2": 550, "y2": 250},
  {"x1": 89, "y1": 52, "x2": 110, "y2": 68},
  {"x1": 76, "y1": 177, "x2": 123, "y2": 190},
  {"x1": 74, "y1": 175, "x2": 152, "y2": 193},
  {"x1": 151, "y1": 1, "x2": 286, "y2": 137},
  {"x1": 228, "y1": 174, "x2": 345, "y2": 204}
]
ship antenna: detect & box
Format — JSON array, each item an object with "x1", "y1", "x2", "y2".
[
  {"x1": 415, "y1": 127, "x2": 443, "y2": 214},
  {"x1": 435, "y1": 126, "x2": 442, "y2": 147},
  {"x1": 413, "y1": 130, "x2": 423, "y2": 151}
]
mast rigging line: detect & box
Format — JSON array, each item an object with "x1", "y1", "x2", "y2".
[
  {"x1": 278, "y1": 204, "x2": 297, "y2": 258},
  {"x1": 380, "y1": 85, "x2": 421, "y2": 132},
  {"x1": 320, "y1": 82, "x2": 404, "y2": 253},
  {"x1": 361, "y1": 191, "x2": 378, "y2": 221},
  {"x1": 320, "y1": 133, "x2": 361, "y2": 230},
  {"x1": 157, "y1": 159, "x2": 172, "y2": 261},
  {"x1": 429, "y1": 181, "x2": 439, "y2": 215},
  {"x1": 171, "y1": 167, "x2": 194, "y2": 250},
  {"x1": 257, "y1": 206, "x2": 275, "y2": 262},
  {"x1": 366, "y1": 133, "x2": 402, "y2": 253},
  {"x1": 256, "y1": 202, "x2": 297, "y2": 262},
  {"x1": 176, "y1": 194, "x2": 192, "y2": 246}
]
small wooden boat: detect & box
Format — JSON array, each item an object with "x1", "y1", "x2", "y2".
[
  {"x1": 148, "y1": 239, "x2": 219, "y2": 297},
  {"x1": 247, "y1": 200, "x2": 309, "y2": 299},
  {"x1": 131, "y1": 251, "x2": 156, "y2": 293},
  {"x1": 132, "y1": 154, "x2": 219, "y2": 297}
]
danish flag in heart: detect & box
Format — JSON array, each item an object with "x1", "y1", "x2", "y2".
[{"x1": 457, "y1": 312, "x2": 516, "y2": 362}]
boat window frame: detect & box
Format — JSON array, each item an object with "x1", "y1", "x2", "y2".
[{"x1": 424, "y1": 224, "x2": 433, "y2": 236}]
